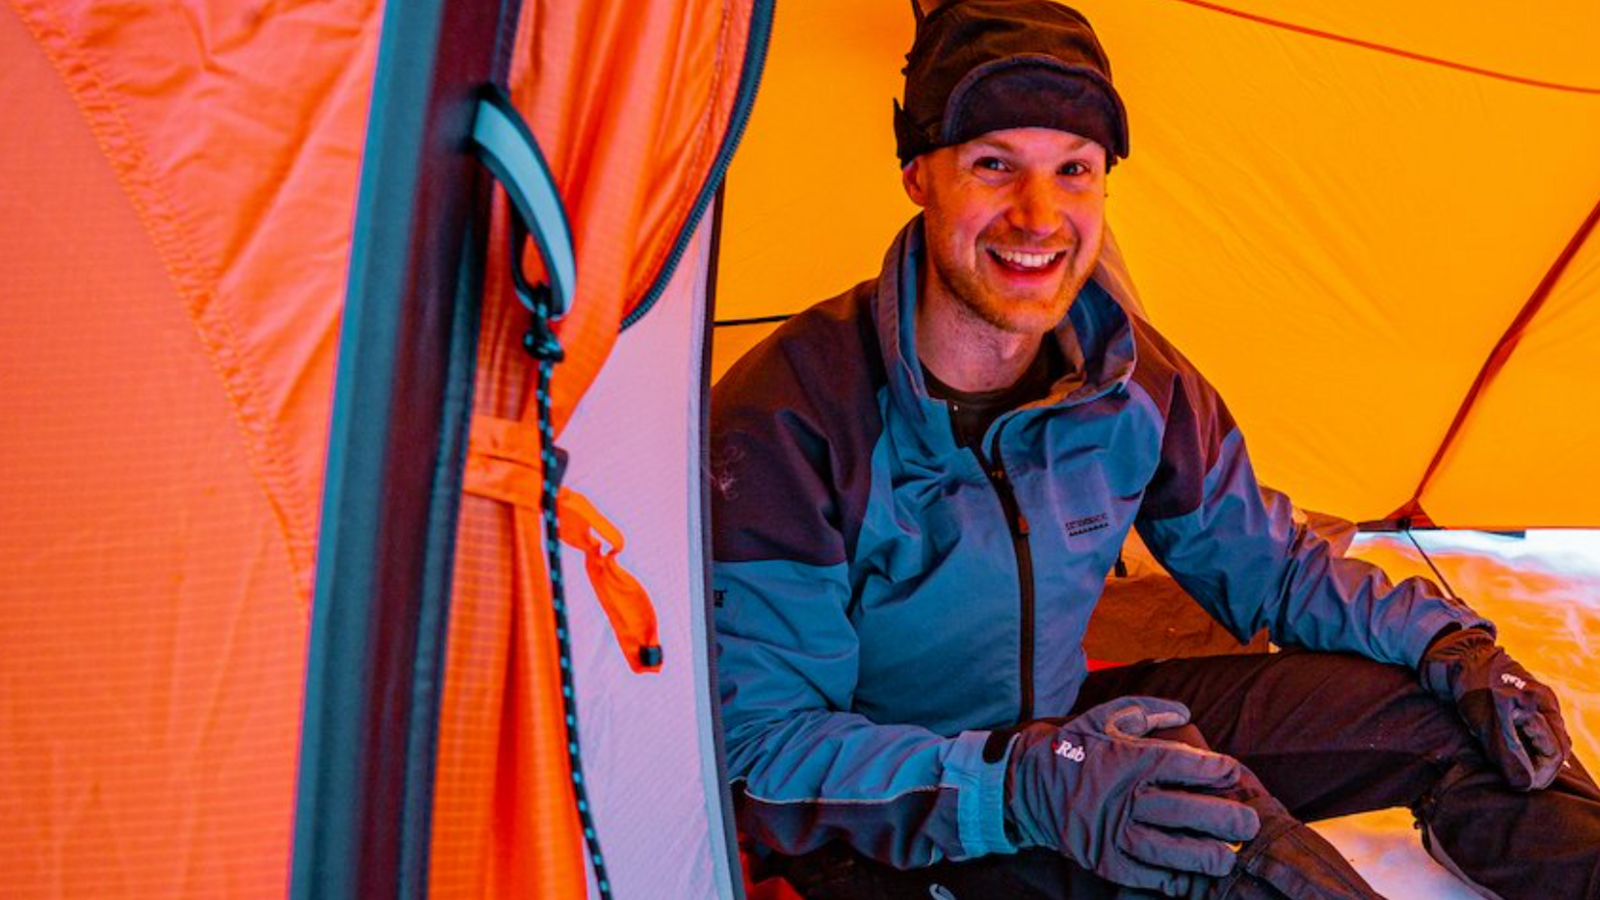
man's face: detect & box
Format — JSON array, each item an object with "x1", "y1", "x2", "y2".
[{"x1": 903, "y1": 127, "x2": 1106, "y2": 337}]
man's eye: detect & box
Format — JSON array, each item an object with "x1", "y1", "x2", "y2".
[
  {"x1": 1061, "y1": 161, "x2": 1091, "y2": 176},
  {"x1": 975, "y1": 157, "x2": 1010, "y2": 172}
]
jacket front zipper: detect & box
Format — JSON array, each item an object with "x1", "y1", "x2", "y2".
[{"x1": 983, "y1": 433, "x2": 1036, "y2": 722}]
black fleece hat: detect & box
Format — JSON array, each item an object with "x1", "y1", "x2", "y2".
[{"x1": 894, "y1": 0, "x2": 1129, "y2": 166}]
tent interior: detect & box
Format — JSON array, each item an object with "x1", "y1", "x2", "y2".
[
  {"x1": 3, "y1": 0, "x2": 1599, "y2": 897},
  {"x1": 719, "y1": 2, "x2": 1600, "y2": 892}
]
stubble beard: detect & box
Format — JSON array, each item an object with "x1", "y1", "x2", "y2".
[{"x1": 930, "y1": 232, "x2": 1102, "y2": 338}]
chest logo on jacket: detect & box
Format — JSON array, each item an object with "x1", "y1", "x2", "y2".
[{"x1": 1065, "y1": 512, "x2": 1110, "y2": 538}]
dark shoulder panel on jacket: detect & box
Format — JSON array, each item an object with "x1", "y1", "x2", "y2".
[
  {"x1": 710, "y1": 281, "x2": 888, "y2": 565},
  {"x1": 1126, "y1": 316, "x2": 1239, "y2": 521}
]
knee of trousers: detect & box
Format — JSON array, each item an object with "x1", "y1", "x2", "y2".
[
  {"x1": 1140, "y1": 705, "x2": 1386, "y2": 899},
  {"x1": 1302, "y1": 653, "x2": 1478, "y2": 768}
]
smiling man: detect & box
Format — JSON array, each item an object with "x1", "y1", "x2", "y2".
[
  {"x1": 710, "y1": 2, "x2": 1600, "y2": 898},
  {"x1": 908, "y1": 128, "x2": 1105, "y2": 391}
]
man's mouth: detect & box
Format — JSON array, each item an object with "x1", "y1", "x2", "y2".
[{"x1": 988, "y1": 248, "x2": 1065, "y2": 273}]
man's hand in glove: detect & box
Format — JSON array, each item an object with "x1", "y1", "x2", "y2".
[
  {"x1": 1005, "y1": 697, "x2": 1260, "y2": 897},
  {"x1": 1420, "y1": 626, "x2": 1572, "y2": 791}
]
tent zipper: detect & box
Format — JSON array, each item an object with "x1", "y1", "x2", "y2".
[
  {"x1": 620, "y1": 0, "x2": 776, "y2": 331},
  {"x1": 983, "y1": 433, "x2": 1035, "y2": 722}
]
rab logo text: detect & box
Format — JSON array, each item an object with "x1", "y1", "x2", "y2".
[
  {"x1": 1502, "y1": 673, "x2": 1528, "y2": 690},
  {"x1": 1053, "y1": 739, "x2": 1086, "y2": 763}
]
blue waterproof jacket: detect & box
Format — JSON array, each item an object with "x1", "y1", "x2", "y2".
[{"x1": 710, "y1": 220, "x2": 1486, "y2": 869}]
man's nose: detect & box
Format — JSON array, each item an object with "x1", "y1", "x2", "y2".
[{"x1": 1007, "y1": 174, "x2": 1062, "y2": 237}]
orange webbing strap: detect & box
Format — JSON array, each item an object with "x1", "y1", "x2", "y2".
[
  {"x1": 464, "y1": 413, "x2": 663, "y2": 673},
  {"x1": 504, "y1": 496, "x2": 589, "y2": 898},
  {"x1": 556, "y1": 490, "x2": 663, "y2": 673}
]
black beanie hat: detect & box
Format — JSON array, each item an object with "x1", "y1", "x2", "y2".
[{"x1": 895, "y1": 0, "x2": 1130, "y2": 166}]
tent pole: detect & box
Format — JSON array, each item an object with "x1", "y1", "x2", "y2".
[
  {"x1": 1382, "y1": 193, "x2": 1600, "y2": 529},
  {"x1": 289, "y1": 0, "x2": 514, "y2": 895}
]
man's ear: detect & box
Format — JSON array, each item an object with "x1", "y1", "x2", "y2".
[{"x1": 902, "y1": 157, "x2": 929, "y2": 207}]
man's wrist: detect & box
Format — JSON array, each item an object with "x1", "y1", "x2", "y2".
[
  {"x1": 1421, "y1": 623, "x2": 1464, "y2": 659},
  {"x1": 1416, "y1": 615, "x2": 1495, "y2": 671},
  {"x1": 1423, "y1": 623, "x2": 1495, "y2": 659},
  {"x1": 989, "y1": 724, "x2": 1052, "y2": 851},
  {"x1": 948, "y1": 730, "x2": 1020, "y2": 857}
]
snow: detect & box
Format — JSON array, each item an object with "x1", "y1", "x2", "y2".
[{"x1": 1308, "y1": 530, "x2": 1600, "y2": 898}]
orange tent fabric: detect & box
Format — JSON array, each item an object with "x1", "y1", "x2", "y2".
[
  {"x1": 428, "y1": 1, "x2": 758, "y2": 895},
  {"x1": 2, "y1": 0, "x2": 761, "y2": 892},
  {"x1": 0, "y1": 0, "x2": 378, "y2": 894}
]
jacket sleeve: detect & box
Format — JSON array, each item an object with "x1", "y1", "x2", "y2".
[
  {"x1": 711, "y1": 352, "x2": 1015, "y2": 869},
  {"x1": 715, "y1": 559, "x2": 1013, "y2": 867},
  {"x1": 1133, "y1": 369, "x2": 1491, "y2": 669}
]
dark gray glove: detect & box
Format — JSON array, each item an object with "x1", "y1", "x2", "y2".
[
  {"x1": 1005, "y1": 697, "x2": 1261, "y2": 897},
  {"x1": 1420, "y1": 627, "x2": 1572, "y2": 791}
]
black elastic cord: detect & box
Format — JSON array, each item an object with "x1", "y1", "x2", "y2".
[
  {"x1": 524, "y1": 283, "x2": 614, "y2": 900},
  {"x1": 1404, "y1": 527, "x2": 1461, "y2": 601}
]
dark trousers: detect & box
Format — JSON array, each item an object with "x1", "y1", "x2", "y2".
[{"x1": 771, "y1": 650, "x2": 1600, "y2": 900}]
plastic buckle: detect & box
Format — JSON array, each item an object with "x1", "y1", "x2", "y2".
[
  {"x1": 522, "y1": 295, "x2": 565, "y2": 363},
  {"x1": 511, "y1": 218, "x2": 565, "y2": 363}
]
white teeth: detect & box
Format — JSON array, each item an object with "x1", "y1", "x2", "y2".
[{"x1": 993, "y1": 249, "x2": 1061, "y2": 270}]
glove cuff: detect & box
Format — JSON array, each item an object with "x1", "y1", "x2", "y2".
[
  {"x1": 997, "y1": 722, "x2": 1069, "y2": 851},
  {"x1": 945, "y1": 730, "x2": 1019, "y2": 858},
  {"x1": 1419, "y1": 626, "x2": 1496, "y2": 698}
]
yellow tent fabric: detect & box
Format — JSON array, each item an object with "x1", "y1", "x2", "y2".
[{"x1": 715, "y1": 0, "x2": 1600, "y2": 528}]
